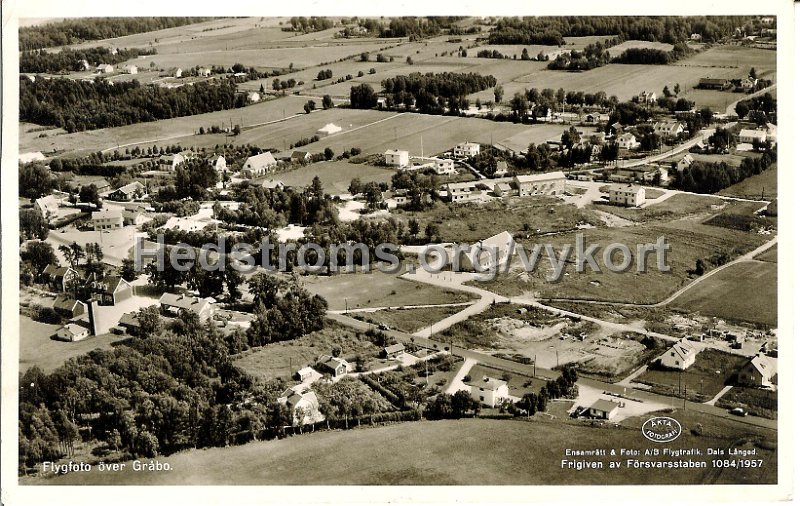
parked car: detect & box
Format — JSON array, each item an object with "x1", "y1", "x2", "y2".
[{"x1": 729, "y1": 407, "x2": 747, "y2": 417}]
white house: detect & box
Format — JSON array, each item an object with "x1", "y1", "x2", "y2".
[
  {"x1": 384, "y1": 149, "x2": 410, "y2": 167},
  {"x1": 456, "y1": 230, "x2": 514, "y2": 273},
  {"x1": 659, "y1": 338, "x2": 697, "y2": 370},
  {"x1": 278, "y1": 386, "x2": 324, "y2": 426},
  {"x1": 466, "y1": 376, "x2": 509, "y2": 408},
  {"x1": 739, "y1": 129, "x2": 767, "y2": 145},
  {"x1": 432, "y1": 157, "x2": 456, "y2": 175},
  {"x1": 295, "y1": 367, "x2": 315, "y2": 381},
  {"x1": 159, "y1": 293, "x2": 216, "y2": 320},
  {"x1": 316, "y1": 123, "x2": 342, "y2": 136},
  {"x1": 198, "y1": 67, "x2": 212, "y2": 77},
  {"x1": 676, "y1": 154, "x2": 694, "y2": 171},
  {"x1": 446, "y1": 181, "x2": 482, "y2": 203},
  {"x1": 608, "y1": 184, "x2": 645, "y2": 207},
  {"x1": 513, "y1": 171, "x2": 566, "y2": 197},
  {"x1": 453, "y1": 142, "x2": 481, "y2": 158},
  {"x1": 174, "y1": 68, "x2": 183, "y2": 78},
  {"x1": 121, "y1": 64, "x2": 138, "y2": 74},
  {"x1": 158, "y1": 152, "x2": 191, "y2": 171},
  {"x1": 108, "y1": 181, "x2": 146, "y2": 201},
  {"x1": 247, "y1": 91, "x2": 261, "y2": 103},
  {"x1": 585, "y1": 399, "x2": 620, "y2": 420},
  {"x1": 19, "y1": 151, "x2": 46, "y2": 164},
  {"x1": 241, "y1": 152, "x2": 278, "y2": 178},
  {"x1": 208, "y1": 154, "x2": 227, "y2": 173},
  {"x1": 35, "y1": 195, "x2": 62, "y2": 222},
  {"x1": 737, "y1": 354, "x2": 777, "y2": 388},
  {"x1": 652, "y1": 122, "x2": 685, "y2": 137},
  {"x1": 617, "y1": 133, "x2": 640, "y2": 150},
  {"x1": 637, "y1": 91, "x2": 657, "y2": 105},
  {"x1": 96, "y1": 64, "x2": 114, "y2": 73},
  {"x1": 55, "y1": 322, "x2": 91, "y2": 342},
  {"x1": 91, "y1": 208, "x2": 124, "y2": 231}
]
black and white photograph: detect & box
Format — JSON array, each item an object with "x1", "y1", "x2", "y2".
[{"x1": 1, "y1": 1, "x2": 795, "y2": 503}]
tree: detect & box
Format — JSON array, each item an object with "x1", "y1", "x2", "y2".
[
  {"x1": 22, "y1": 240, "x2": 57, "y2": 274},
  {"x1": 322, "y1": 94, "x2": 334, "y2": 110},
  {"x1": 561, "y1": 126, "x2": 581, "y2": 151},
  {"x1": 120, "y1": 258, "x2": 137, "y2": 282},
  {"x1": 136, "y1": 305, "x2": 163, "y2": 337},
  {"x1": 247, "y1": 272, "x2": 287, "y2": 309},
  {"x1": 349, "y1": 83, "x2": 378, "y2": 109},
  {"x1": 749, "y1": 67, "x2": 757, "y2": 79},
  {"x1": 79, "y1": 184, "x2": 101, "y2": 208},
  {"x1": 324, "y1": 147, "x2": 335, "y2": 161},
  {"x1": 662, "y1": 85, "x2": 672, "y2": 98},
  {"x1": 494, "y1": 85, "x2": 504, "y2": 103},
  {"x1": 408, "y1": 218, "x2": 420, "y2": 239},
  {"x1": 734, "y1": 101, "x2": 750, "y2": 119},
  {"x1": 19, "y1": 163, "x2": 54, "y2": 200},
  {"x1": 360, "y1": 52, "x2": 369, "y2": 62},
  {"x1": 406, "y1": 56, "x2": 414, "y2": 65},
  {"x1": 673, "y1": 83, "x2": 681, "y2": 95},
  {"x1": 20, "y1": 209, "x2": 49, "y2": 241},
  {"x1": 58, "y1": 242, "x2": 84, "y2": 270},
  {"x1": 424, "y1": 222, "x2": 439, "y2": 241},
  {"x1": 348, "y1": 178, "x2": 363, "y2": 195}
]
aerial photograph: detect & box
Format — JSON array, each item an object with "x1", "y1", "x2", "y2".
[{"x1": 12, "y1": 14, "x2": 781, "y2": 489}]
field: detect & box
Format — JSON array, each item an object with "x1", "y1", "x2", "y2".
[
  {"x1": 25, "y1": 413, "x2": 776, "y2": 485},
  {"x1": 755, "y1": 244, "x2": 777, "y2": 263},
  {"x1": 716, "y1": 165, "x2": 777, "y2": 201},
  {"x1": 233, "y1": 322, "x2": 383, "y2": 382},
  {"x1": 637, "y1": 349, "x2": 749, "y2": 402},
  {"x1": 717, "y1": 387, "x2": 778, "y2": 419},
  {"x1": 275, "y1": 160, "x2": 395, "y2": 194},
  {"x1": 19, "y1": 316, "x2": 129, "y2": 373},
  {"x1": 303, "y1": 271, "x2": 477, "y2": 311},
  {"x1": 668, "y1": 260, "x2": 778, "y2": 326},
  {"x1": 357, "y1": 305, "x2": 469, "y2": 334},
  {"x1": 606, "y1": 40, "x2": 676, "y2": 58}
]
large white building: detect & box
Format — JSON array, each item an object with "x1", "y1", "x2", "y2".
[
  {"x1": 617, "y1": 133, "x2": 640, "y2": 150},
  {"x1": 456, "y1": 230, "x2": 514, "y2": 273},
  {"x1": 513, "y1": 171, "x2": 566, "y2": 197},
  {"x1": 608, "y1": 184, "x2": 645, "y2": 207},
  {"x1": 241, "y1": 152, "x2": 278, "y2": 178},
  {"x1": 384, "y1": 149, "x2": 410, "y2": 167},
  {"x1": 739, "y1": 129, "x2": 768, "y2": 145},
  {"x1": 465, "y1": 376, "x2": 509, "y2": 408},
  {"x1": 659, "y1": 338, "x2": 697, "y2": 370},
  {"x1": 91, "y1": 208, "x2": 124, "y2": 231},
  {"x1": 454, "y1": 142, "x2": 481, "y2": 158},
  {"x1": 446, "y1": 181, "x2": 482, "y2": 203}
]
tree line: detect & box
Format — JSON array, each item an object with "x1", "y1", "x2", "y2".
[
  {"x1": 20, "y1": 17, "x2": 210, "y2": 51},
  {"x1": 20, "y1": 77, "x2": 243, "y2": 133},
  {"x1": 20, "y1": 46, "x2": 157, "y2": 74},
  {"x1": 671, "y1": 146, "x2": 777, "y2": 194},
  {"x1": 611, "y1": 42, "x2": 693, "y2": 65}
]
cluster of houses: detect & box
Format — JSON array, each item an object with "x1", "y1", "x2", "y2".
[
  {"x1": 445, "y1": 171, "x2": 567, "y2": 204},
  {"x1": 656, "y1": 338, "x2": 777, "y2": 389},
  {"x1": 383, "y1": 149, "x2": 457, "y2": 176}
]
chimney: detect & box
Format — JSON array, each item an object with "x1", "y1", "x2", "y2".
[{"x1": 87, "y1": 298, "x2": 100, "y2": 336}]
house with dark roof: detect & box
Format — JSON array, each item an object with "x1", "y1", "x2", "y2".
[
  {"x1": 316, "y1": 355, "x2": 350, "y2": 378},
  {"x1": 88, "y1": 276, "x2": 133, "y2": 306},
  {"x1": 52, "y1": 295, "x2": 87, "y2": 319},
  {"x1": 383, "y1": 343, "x2": 406, "y2": 359},
  {"x1": 108, "y1": 181, "x2": 146, "y2": 202},
  {"x1": 159, "y1": 293, "x2": 216, "y2": 320},
  {"x1": 585, "y1": 399, "x2": 620, "y2": 420},
  {"x1": 737, "y1": 354, "x2": 777, "y2": 387},
  {"x1": 42, "y1": 265, "x2": 79, "y2": 292}
]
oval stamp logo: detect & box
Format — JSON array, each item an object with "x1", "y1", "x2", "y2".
[{"x1": 642, "y1": 416, "x2": 682, "y2": 443}]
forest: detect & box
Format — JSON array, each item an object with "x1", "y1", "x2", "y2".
[
  {"x1": 20, "y1": 46, "x2": 157, "y2": 74},
  {"x1": 488, "y1": 16, "x2": 753, "y2": 45},
  {"x1": 670, "y1": 147, "x2": 777, "y2": 194},
  {"x1": 19, "y1": 17, "x2": 211, "y2": 50},
  {"x1": 20, "y1": 77, "x2": 243, "y2": 132}
]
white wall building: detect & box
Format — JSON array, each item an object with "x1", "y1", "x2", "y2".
[
  {"x1": 384, "y1": 149, "x2": 410, "y2": 167},
  {"x1": 454, "y1": 142, "x2": 481, "y2": 158},
  {"x1": 608, "y1": 184, "x2": 645, "y2": 207},
  {"x1": 91, "y1": 208, "x2": 124, "y2": 231}
]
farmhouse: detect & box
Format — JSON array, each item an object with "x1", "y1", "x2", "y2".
[
  {"x1": 585, "y1": 112, "x2": 610, "y2": 124},
  {"x1": 317, "y1": 355, "x2": 350, "y2": 378},
  {"x1": 608, "y1": 184, "x2": 645, "y2": 207},
  {"x1": 652, "y1": 122, "x2": 685, "y2": 137},
  {"x1": 198, "y1": 67, "x2": 212, "y2": 77},
  {"x1": 617, "y1": 133, "x2": 640, "y2": 150},
  {"x1": 90, "y1": 276, "x2": 134, "y2": 306},
  {"x1": 493, "y1": 182, "x2": 513, "y2": 197},
  {"x1": 121, "y1": 64, "x2": 138, "y2": 74},
  {"x1": 659, "y1": 338, "x2": 697, "y2": 370},
  {"x1": 698, "y1": 78, "x2": 729, "y2": 90},
  {"x1": 53, "y1": 295, "x2": 87, "y2": 319},
  {"x1": 34, "y1": 194, "x2": 62, "y2": 222},
  {"x1": 159, "y1": 293, "x2": 217, "y2": 320},
  {"x1": 585, "y1": 399, "x2": 620, "y2": 420},
  {"x1": 207, "y1": 154, "x2": 227, "y2": 173},
  {"x1": 96, "y1": 63, "x2": 114, "y2": 73},
  {"x1": 384, "y1": 149, "x2": 410, "y2": 167},
  {"x1": 676, "y1": 154, "x2": 694, "y2": 171},
  {"x1": 316, "y1": 123, "x2": 342, "y2": 136},
  {"x1": 43, "y1": 265, "x2": 79, "y2": 293},
  {"x1": 276, "y1": 150, "x2": 312, "y2": 164},
  {"x1": 55, "y1": 322, "x2": 91, "y2": 342},
  {"x1": 122, "y1": 207, "x2": 148, "y2": 226},
  {"x1": 494, "y1": 160, "x2": 509, "y2": 177},
  {"x1": 91, "y1": 208, "x2": 124, "y2": 231},
  {"x1": 383, "y1": 343, "x2": 406, "y2": 359},
  {"x1": 158, "y1": 152, "x2": 191, "y2": 171},
  {"x1": 295, "y1": 367, "x2": 315, "y2": 381},
  {"x1": 610, "y1": 122, "x2": 625, "y2": 136},
  {"x1": 446, "y1": 181, "x2": 482, "y2": 203},
  {"x1": 737, "y1": 354, "x2": 777, "y2": 388},
  {"x1": 278, "y1": 386, "x2": 324, "y2": 426},
  {"x1": 241, "y1": 152, "x2": 278, "y2": 178},
  {"x1": 610, "y1": 166, "x2": 659, "y2": 183},
  {"x1": 454, "y1": 142, "x2": 481, "y2": 158},
  {"x1": 108, "y1": 181, "x2": 146, "y2": 201},
  {"x1": 247, "y1": 91, "x2": 261, "y2": 103},
  {"x1": 465, "y1": 376, "x2": 509, "y2": 408},
  {"x1": 118, "y1": 312, "x2": 143, "y2": 336},
  {"x1": 636, "y1": 91, "x2": 657, "y2": 105},
  {"x1": 457, "y1": 230, "x2": 514, "y2": 273},
  {"x1": 513, "y1": 171, "x2": 566, "y2": 197},
  {"x1": 738, "y1": 129, "x2": 767, "y2": 145}
]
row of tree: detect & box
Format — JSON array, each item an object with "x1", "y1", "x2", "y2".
[
  {"x1": 670, "y1": 146, "x2": 777, "y2": 194},
  {"x1": 20, "y1": 46, "x2": 157, "y2": 74}
]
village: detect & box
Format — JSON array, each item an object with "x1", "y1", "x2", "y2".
[{"x1": 15, "y1": 15, "x2": 779, "y2": 486}]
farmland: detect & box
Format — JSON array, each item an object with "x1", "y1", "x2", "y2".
[
  {"x1": 357, "y1": 305, "x2": 469, "y2": 334},
  {"x1": 303, "y1": 271, "x2": 477, "y2": 311},
  {"x1": 716, "y1": 164, "x2": 777, "y2": 201},
  {"x1": 606, "y1": 40, "x2": 675, "y2": 58},
  {"x1": 276, "y1": 160, "x2": 395, "y2": 194},
  {"x1": 24, "y1": 413, "x2": 776, "y2": 485},
  {"x1": 668, "y1": 260, "x2": 778, "y2": 326}
]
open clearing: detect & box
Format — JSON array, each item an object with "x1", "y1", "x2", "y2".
[
  {"x1": 668, "y1": 260, "x2": 777, "y2": 326},
  {"x1": 303, "y1": 272, "x2": 477, "y2": 311},
  {"x1": 25, "y1": 413, "x2": 775, "y2": 485},
  {"x1": 357, "y1": 305, "x2": 468, "y2": 334},
  {"x1": 605, "y1": 40, "x2": 675, "y2": 58},
  {"x1": 716, "y1": 165, "x2": 777, "y2": 201},
  {"x1": 19, "y1": 316, "x2": 129, "y2": 373},
  {"x1": 276, "y1": 160, "x2": 395, "y2": 194}
]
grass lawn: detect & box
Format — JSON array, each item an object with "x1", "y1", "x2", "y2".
[
  {"x1": 716, "y1": 164, "x2": 777, "y2": 201},
  {"x1": 19, "y1": 315, "x2": 130, "y2": 373},
  {"x1": 637, "y1": 349, "x2": 749, "y2": 402},
  {"x1": 25, "y1": 412, "x2": 775, "y2": 485},
  {"x1": 303, "y1": 271, "x2": 476, "y2": 311},
  {"x1": 605, "y1": 40, "x2": 675, "y2": 57},
  {"x1": 233, "y1": 322, "x2": 382, "y2": 382},
  {"x1": 275, "y1": 160, "x2": 395, "y2": 194},
  {"x1": 717, "y1": 387, "x2": 778, "y2": 420},
  {"x1": 357, "y1": 305, "x2": 469, "y2": 334},
  {"x1": 755, "y1": 244, "x2": 777, "y2": 263},
  {"x1": 668, "y1": 260, "x2": 777, "y2": 327}
]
